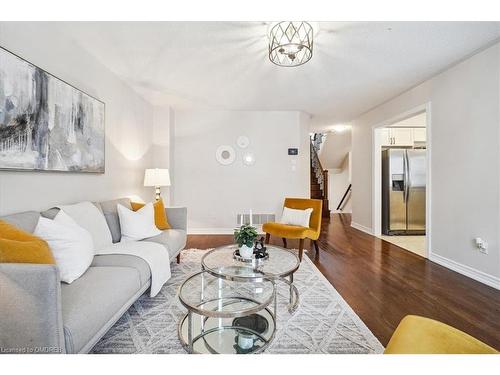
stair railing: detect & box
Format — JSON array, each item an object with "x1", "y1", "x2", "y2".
[
  {"x1": 336, "y1": 184, "x2": 352, "y2": 211},
  {"x1": 310, "y1": 140, "x2": 328, "y2": 200}
]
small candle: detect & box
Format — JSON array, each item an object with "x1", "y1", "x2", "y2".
[
  {"x1": 240, "y1": 213, "x2": 243, "y2": 226},
  {"x1": 249, "y1": 209, "x2": 253, "y2": 226}
]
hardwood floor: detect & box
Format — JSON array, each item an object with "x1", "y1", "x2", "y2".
[{"x1": 186, "y1": 214, "x2": 500, "y2": 349}]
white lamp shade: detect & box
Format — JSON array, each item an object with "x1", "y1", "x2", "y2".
[{"x1": 144, "y1": 168, "x2": 171, "y2": 187}]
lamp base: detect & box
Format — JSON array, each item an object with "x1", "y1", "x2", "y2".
[{"x1": 155, "y1": 186, "x2": 161, "y2": 201}]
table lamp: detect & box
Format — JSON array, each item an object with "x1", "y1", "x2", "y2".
[{"x1": 144, "y1": 168, "x2": 171, "y2": 201}]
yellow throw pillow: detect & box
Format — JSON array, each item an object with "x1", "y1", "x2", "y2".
[
  {"x1": 0, "y1": 220, "x2": 55, "y2": 264},
  {"x1": 131, "y1": 199, "x2": 171, "y2": 230}
]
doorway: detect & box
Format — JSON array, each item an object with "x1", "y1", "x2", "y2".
[{"x1": 372, "y1": 104, "x2": 431, "y2": 258}]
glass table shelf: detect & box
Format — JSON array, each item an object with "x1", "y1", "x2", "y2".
[{"x1": 177, "y1": 271, "x2": 276, "y2": 354}]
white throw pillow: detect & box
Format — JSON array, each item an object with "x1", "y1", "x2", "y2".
[
  {"x1": 117, "y1": 203, "x2": 162, "y2": 241},
  {"x1": 58, "y1": 201, "x2": 112, "y2": 252},
  {"x1": 34, "y1": 211, "x2": 94, "y2": 284},
  {"x1": 280, "y1": 207, "x2": 313, "y2": 227}
]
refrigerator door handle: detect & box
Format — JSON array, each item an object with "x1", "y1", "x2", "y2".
[
  {"x1": 404, "y1": 151, "x2": 410, "y2": 203},
  {"x1": 402, "y1": 151, "x2": 406, "y2": 203}
]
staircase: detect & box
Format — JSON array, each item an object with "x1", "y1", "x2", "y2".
[{"x1": 310, "y1": 134, "x2": 330, "y2": 217}]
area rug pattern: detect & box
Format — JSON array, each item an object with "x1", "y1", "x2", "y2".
[{"x1": 91, "y1": 249, "x2": 384, "y2": 354}]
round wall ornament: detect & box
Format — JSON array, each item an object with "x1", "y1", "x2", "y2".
[
  {"x1": 215, "y1": 145, "x2": 236, "y2": 165},
  {"x1": 236, "y1": 136, "x2": 250, "y2": 149},
  {"x1": 242, "y1": 152, "x2": 255, "y2": 166}
]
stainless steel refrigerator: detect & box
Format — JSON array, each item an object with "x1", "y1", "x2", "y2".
[{"x1": 382, "y1": 148, "x2": 426, "y2": 235}]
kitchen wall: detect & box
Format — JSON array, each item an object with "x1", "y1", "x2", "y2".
[
  {"x1": 351, "y1": 42, "x2": 500, "y2": 287},
  {"x1": 0, "y1": 22, "x2": 157, "y2": 214},
  {"x1": 173, "y1": 110, "x2": 310, "y2": 232}
]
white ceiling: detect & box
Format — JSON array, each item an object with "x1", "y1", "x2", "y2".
[{"x1": 58, "y1": 22, "x2": 500, "y2": 128}]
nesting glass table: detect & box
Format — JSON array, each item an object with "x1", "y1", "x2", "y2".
[{"x1": 177, "y1": 244, "x2": 300, "y2": 354}]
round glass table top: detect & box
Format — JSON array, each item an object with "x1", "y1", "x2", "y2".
[
  {"x1": 201, "y1": 244, "x2": 300, "y2": 280},
  {"x1": 178, "y1": 270, "x2": 275, "y2": 317}
]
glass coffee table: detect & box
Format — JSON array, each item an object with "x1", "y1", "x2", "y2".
[
  {"x1": 178, "y1": 270, "x2": 276, "y2": 354},
  {"x1": 201, "y1": 244, "x2": 300, "y2": 313},
  {"x1": 177, "y1": 244, "x2": 300, "y2": 354}
]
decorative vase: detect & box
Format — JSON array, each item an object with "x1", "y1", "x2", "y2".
[
  {"x1": 239, "y1": 244, "x2": 254, "y2": 259},
  {"x1": 237, "y1": 332, "x2": 254, "y2": 350}
]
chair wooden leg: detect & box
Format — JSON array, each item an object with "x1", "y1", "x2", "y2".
[
  {"x1": 176, "y1": 253, "x2": 180, "y2": 264},
  {"x1": 282, "y1": 238, "x2": 287, "y2": 248},
  {"x1": 298, "y1": 239, "x2": 304, "y2": 261},
  {"x1": 313, "y1": 240, "x2": 320, "y2": 260},
  {"x1": 265, "y1": 233, "x2": 270, "y2": 244}
]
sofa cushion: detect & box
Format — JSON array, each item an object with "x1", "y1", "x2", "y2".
[
  {"x1": 100, "y1": 198, "x2": 132, "y2": 243},
  {"x1": 41, "y1": 202, "x2": 104, "y2": 220},
  {"x1": 61, "y1": 266, "x2": 143, "y2": 353},
  {"x1": 40, "y1": 208, "x2": 60, "y2": 220},
  {"x1": 0, "y1": 218, "x2": 55, "y2": 264},
  {"x1": 131, "y1": 199, "x2": 171, "y2": 230},
  {"x1": 91, "y1": 254, "x2": 151, "y2": 287},
  {"x1": 34, "y1": 212, "x2": 94, "y2": 283},
  {"x1": 117, "y1": 203, "x2": 162, "y2": 241},
  {"x1": 142, "y1": 229, "x2": 187, "y2": 259},
  {"x1": 0, "y1": 211, "x2": 40, "y2": 233},
  {"x1": 58, "y1": 202, "x2": 112, "y2": 253}
]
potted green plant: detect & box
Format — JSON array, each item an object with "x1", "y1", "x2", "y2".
[{"x1": 234, "y1": 224, "x2": 258, "y2": 259}]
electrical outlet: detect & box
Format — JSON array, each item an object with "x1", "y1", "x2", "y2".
[{"x1": 474, "y1": 238, "x2": 489, "y2": 254}]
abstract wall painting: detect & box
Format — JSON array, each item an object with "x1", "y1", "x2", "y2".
[{"x1": 0, "y1": 46, "x2": 105, "y2": 173}]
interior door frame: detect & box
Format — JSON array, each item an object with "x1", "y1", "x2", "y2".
[{"x1": 371, "y1": 102, "x2": 432, "y2": 258}]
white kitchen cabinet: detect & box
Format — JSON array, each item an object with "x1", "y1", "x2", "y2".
[
  {"x1": 380, "y1": 128, "x2": 392, "y2": 146},
  {"x1": 382, "y1": 128, "x2": 413, "y2": 146},
  {"x1": 412, "y1": 128, "x2": 427, "y2": 142},
  {"x1": 381, "y1": 127, "x2": 427, "y2": 146},
  {"x1": 390, "y1": 128, "x2": 414, "y2": 146}
]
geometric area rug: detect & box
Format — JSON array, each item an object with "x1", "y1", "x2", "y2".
[{"x1": 91, "y1": 249, "x2": 384, "y2": 354}]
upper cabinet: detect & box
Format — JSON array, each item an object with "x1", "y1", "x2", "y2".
[
  {"x1": 381, "y1": 128, "x2": 426, "y2": 147},
  {"x1": 391, "y1": 128, "x2": 414, "y2": 146},
  {"x1": 380, "y1": 128, "x2": 392, "y2": 146},
  {"x1": 412, "y1": 128, "x2": 427, "y2": 143}
]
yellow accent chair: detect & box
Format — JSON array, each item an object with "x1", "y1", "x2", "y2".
[
  {"x1": 262, "y1": 198, "x2": 323, "y2": 261},
  {"x1": 384, "y1": 315, "x2": 498, "y2": 354}
]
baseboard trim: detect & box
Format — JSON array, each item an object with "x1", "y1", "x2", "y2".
[
  {"x1": 350, "y1": 222, "x2": 373, "y2": 235},
  {"x1": 188, "y1": 226, "x2": 264, "y2": 235},
  {"x1": 429, "y1": 253, "x2": 500, "y2": 290}
]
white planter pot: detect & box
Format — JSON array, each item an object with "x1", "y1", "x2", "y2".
[{"x1": 239, "y1": 244, "x2": 254, "y2": 259}]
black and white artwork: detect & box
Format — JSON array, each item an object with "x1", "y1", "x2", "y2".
[{"x1": 0, "y1": 47, "x2": 105, "y2": 173}]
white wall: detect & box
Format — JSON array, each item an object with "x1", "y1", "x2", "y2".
[
  {"x1": 173, "y1": 110, "x2": 310, "y2": 232},
  {"x1": 319, "y1": 130, "x2": 352, "y2": 169},
  {"x1": 320, "y1": 130, "x2": 352, "y2": 213},
  {"x1": 351, "y1": 43, "x2": 500, "y2": 287},
  {"x1": 329, "y1": 152, "x2": 352, "y2": 213},
  {"x1": 152, "y1": 106, "x2": 174, "y2": 203},
  {"x1": 0, "y1": 23, "x2": 156, "y2": 214}
]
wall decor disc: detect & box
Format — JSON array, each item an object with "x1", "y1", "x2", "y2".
[
  {"x1": 242, "y1": 152, "x2": 256, "y2": 166},
  {"x1": 215, "y1": 145, "x2": 236, "y2": 165},
  {"x1": 236, "y1": 135, "x2": 250, "y2": 149}
]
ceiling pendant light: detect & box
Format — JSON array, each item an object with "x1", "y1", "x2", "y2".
[{"x1": 268, "y1": 21, "x2": 314, "y2": 67}]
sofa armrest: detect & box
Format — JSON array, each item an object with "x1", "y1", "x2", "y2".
[
  {"x1": 166, "y1": 207, "x2": 187, "y2": 231},
  {"x1": 0, "y1": 264, "x2": 65, "y2": 354}
]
